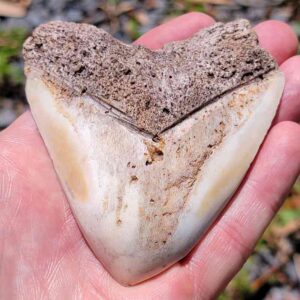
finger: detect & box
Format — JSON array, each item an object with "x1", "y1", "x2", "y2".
[
  {"x1": 134, "y1": 12, "x2": 215, "y2": 49},
  {"x1": 0, "y1": 111, "x2": 40, "y2": 163},
  {"x1": 136, "y1": 17, "x2": 298, "y2": 64},
  {"x1": 186, "y1": 121, "x2": 300, "y2": 299},
  {"x1": 0, "y1": 110, "x2": 35, "y2": 138},
  {"x1": 274, "y1": 55, "x2": 300, "y2": 123},
  {"x1": 254, "y1": 20, "x2": 298, "y2": 65}
]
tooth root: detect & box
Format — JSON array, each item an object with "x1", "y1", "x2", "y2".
[
  {"x1": 25, "y1": 70, "x2": 284, "y2": 285},
  {"x1": 23, "y1": 19, "x2": 277, "y2": 136}
]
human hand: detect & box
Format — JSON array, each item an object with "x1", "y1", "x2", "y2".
[{"x1": 0, "y1": 13, "x2": 299, "y2": 299}]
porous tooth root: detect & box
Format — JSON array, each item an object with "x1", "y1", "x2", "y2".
[{"x1": 23, "y1": 19, "x2": 277, "y2": 136}]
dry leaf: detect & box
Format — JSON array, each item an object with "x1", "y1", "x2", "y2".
[{"x1": 131, "y1": 10, "x2": 149, "y2": 25}]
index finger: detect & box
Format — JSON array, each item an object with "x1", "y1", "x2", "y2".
[
  {"x1": 134, "y1": 12, "x2": 215, "y2": 49},
  {"x1": 255, "y1": 20, "x2": 298, "y2": 66},
  {"x1": 136, "y1": 13, "x2": 298, "y2": 66}
]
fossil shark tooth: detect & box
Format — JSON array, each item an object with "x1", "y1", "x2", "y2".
[{"x1": 23, "y1": 19, "x2": 284, "y2": 286}]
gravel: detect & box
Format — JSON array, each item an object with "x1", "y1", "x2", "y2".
[{"x1": 0, "y1": 0, "x2": 168, "y2": 42}]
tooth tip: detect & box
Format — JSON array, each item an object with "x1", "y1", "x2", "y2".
[{"x1": 24, "y1": 19, "x2": 277, "y2": 136}]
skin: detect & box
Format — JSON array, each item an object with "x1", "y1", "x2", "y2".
[{"x1": 0, "y1": 12, "x2": 299, "y2": 299}]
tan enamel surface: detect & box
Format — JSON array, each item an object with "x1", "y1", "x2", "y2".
[
  {"x1": 27, "y1": 83, "x2": 90, "y2": 202},
  {"x1": 26, "y1": 71, "x2": 284, "y2": 285}
]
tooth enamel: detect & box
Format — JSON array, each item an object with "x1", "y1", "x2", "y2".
[{"x1": 23, "y1": 20, "x2": 284, "y2": 285}]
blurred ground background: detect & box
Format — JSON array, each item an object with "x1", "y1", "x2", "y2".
[{"x1": 0, "y1": 0, "x2": 299, "y2": 299}]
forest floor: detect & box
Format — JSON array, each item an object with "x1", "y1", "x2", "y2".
[{"x1": 0, "y1": 1, "x2": 299, "y2": 299}]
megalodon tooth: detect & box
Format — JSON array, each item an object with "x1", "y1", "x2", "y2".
[{"x1": 23, "y1": 19, "x2": 284, "y2": 286}]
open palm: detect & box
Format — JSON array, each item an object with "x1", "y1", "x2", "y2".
[{"x1": 1, "y1": 13, "x2": 300, "y2": 300}]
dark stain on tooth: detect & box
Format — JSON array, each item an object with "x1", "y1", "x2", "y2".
[
  {"x1": 144, "y1": 141, "x2": 164, "y2": 165},
  {"x1": 124, "y1": 68, "x2": 132, "y2": 75},
  {"x1": 162, "y1": 108, "x2": 170, "y2": 114},
  {"x1": 162, "y1": 212, "x2": 172, "y2": 217},
  {"x1": 127, "y1": 162, "x2": 136, "y2": 169},
  {"x1": 130, "y1": 175, "x2": 138, "y2": 182},
  {"x1": 115, "y1": 195, "x2": 123, "y2": 226},
  {"x1": 145, "y1": 100, "x2": 150, "y2": 109},
  {"x1": 74, "y1": 66, "x2": 85, "y2": 75}
]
